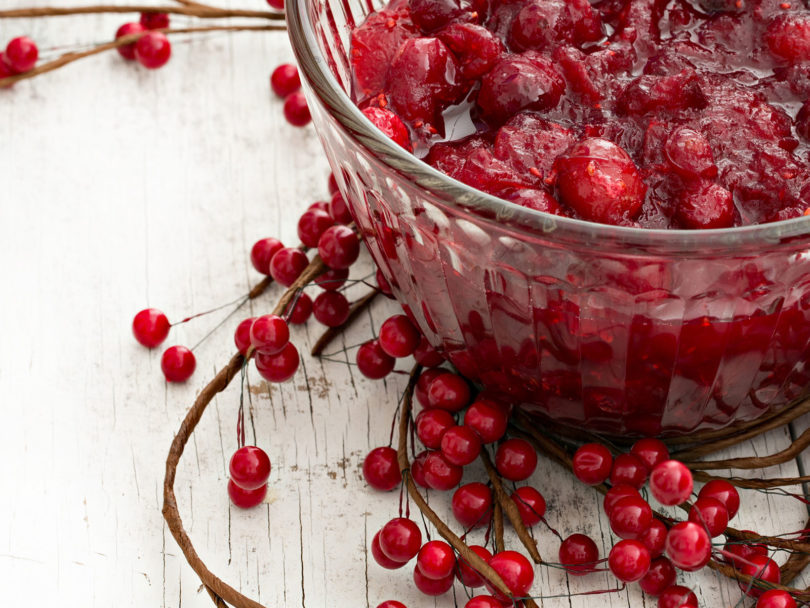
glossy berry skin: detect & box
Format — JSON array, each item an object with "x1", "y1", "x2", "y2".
[
  {"x1": 115, "y1": 22, "x2": 146, "y2": 60},
  {"x1": 376, "y1": 602, "x2": 407, "y2": 608},
  {"x1": 362, "y1": 446, "x2": 401, "y2": 491},
  {"x1": 665, "y1": 522, "x2": 711, "y2": 572},
  {"x1": 229, "y1": 446, "x2": 271, "y2": 490},
  {"x1": 415, "y1": 368, "x2": 444, "y2": 408},
  {"x1": 422, "y1": 451, "x2": 463, "y2": 491},
  {"x1": 650, "y1": 460, "x2": 693, "y2": 506},
  {"x1": 456, "y1": 545, "x2": 493, "y2": 587},
  {"x1": 698, "y1": 479, "x2": 740, "y2": 519},
  {"x1": 161, "y1": 345, "x2": 196, "y2": 382},
  {"x1": 234, "y1": 317, "x2": 256, "y2": 355},
  {"x1": 657, "y1": 586, "x2": 698, "y2": 608},
  {"x1": 5, "y1": 37, "x2": 38, "y2": 74},
  {"x1": 271, "y1": 63, "x2": 301, "y2": 98},
  {"x1": 416, "y1": 540, "x2": 456, "y2": 580},
  {"x1": 379, "y1": 518, "x2": 422, "y2": 563},
  {"x1": 739, "y1": 555, "x2": 780, "y2": 598},
  {"x1": 250, "y1": 315, "x2": 290, "y2": 355},
  {"x1": 572, "y1": 443, "x2": 613, "y2": 486},
  {"x1": 372, "y1": 530, "x2": 407, "y2": 569},
  {"x1": 723, "y1": 535, "x2": 768, "y2": 567},
  {"x1": 227, "y1": 479, "x2": 266, "y2": 509},
  {"x1": 610, "y1": 453, "x2": 649, "y2": 489},
  {"x1": 630, "y1": 438, "x2": 670, "y2": 471},
  {"x1": 379, "y1": 314, "x2": 420, "y2": 358},
  {"x1": 357, "y1": 340, "x2": 396, "y2": 379},
  {"x1": 132, "y1": 308, "x2": 170, "y2": 348},
  {"x1": 297, "y1": 209, "x2": 334, "y2": 248},
  {"x1": 511, "y1": 486, "x2": 546, "y2": 527},
  {"x1": 608, "y1": 539, "x2": 651, "y2": 583},
  {"x1": 756, "y1": 590, "x2": 797, "y2": 608},
  {"x1": 269, "y1": 247, "x2": 308, "y2": 286},
  {"x1": 465, "y1": 597, "x2": 502, "y2": 608},
  {"x1": 283, "y1": 92, "x2": 312, "y2": 127},
  {"x1": 254, "y1": 342, "x2": 299, "y2": 382},
  {"x1": 314, "y1": 267, "x2": 349, "y2": 291},
  {"x1": 410, "y1": 450, "x2": 430, "y2": 488},
  {"x1": 412, "y1": 567, "x2": 454, "y2": 596},
  {"x1": 640, "y1": 519, "x2": 668, "y2": 558},
  {"x1": 486, "y1": 551, "x2": 535, "y2": 600},
  {"x1": 559, "y1": 534, "x2": 599, "y2": 575},
  {"x1": 464, "y1": 399, "x2": 508, "y2": 444},
  {"x1": 427, "y1": 373, "x2": 471, "y2": 412},
  {"x1": 639, "y1": 557, "x2": 676, "y2": 596},
  {"x1": 250, "y1": 237, "x2": 284, "y2": 275},
  {"x1": 413, "y1": 336, "x2": 444, "y2": 367},
  {"x1": 317, "y1": 225, "x2": 360, "y2": 270},
  {"x1": 495, "y1": 438, "x2": 538, "y2": 481},
  {"x1": 266, "y1": 0, "x2": 284, "y2": 9},
  {"x1": 313, "y1": 291, "x2": 350, "y2": 327},
  {"x1": 609, "y1": 495, "x2": 653, "y2": 540},
  {"x1": 415, "y1": 409, "x2": 455, "y2": 450},
  {"x1": 134, "y1": 32, "x2": 171, "y2": 69},
  {"x1": 688, "y1": 497, "x2": 729, "y2": 538},
  {"x1": 286, "y1": 292, "x2": 312, "y2": 325},
  {"x1": 440, "y1": 425, "x2": 482, "y2": 466},
  {"x1": 604, "y1": 484, "x2": 642, "y2": 517},
  {"x1": 452, "y1": 483, "x2": 493, "y2": 529},
  {"x1": 362, "y1": 106, "x2": 412, "y2": 150}
]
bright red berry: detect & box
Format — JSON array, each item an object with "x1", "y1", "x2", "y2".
[
  {"x1": 372, "y1": 530, "x2": 407, "y2": 569},
  {"x1": 413, "y1": 336, "x2": 444, "y2": 367},
  {"x1": 495, "y1": 438, "x2": 538, "y2": 481},
  {"x1": 639, "y1": 557, "x2": 676, "y2": 596},
  {"x1": 610, "y1": 453, "x2": 649, "y2": 489},
  {"x1": 739, "y1": 555, "x2": 780, "y2": 598},
  {"x1": 376, "y1": 602, "x2": 407, "y2": 608},
  {"x1": 140, "y1": 12, "x2": 169, "y2": 29},
  {"x1": 657, "y1": 585, "x2": 698, "y2": 608},
  {"x1": 271, "y1": 63, "x2": 301, "y2": 98},
  {"x1": 269, "y1": 247, "x2": 308, "y2": 286},
  {"x1": 416, "y1": 540, "x2": 456, "y2": 580},
  {"x1": 440, "y1": 425, "x2": 482, "y2": 466},
  {"x1": 357, "y1": 340, "x2": 396, "y2": 379},
  {"x1": 313, "y1": 291, "x2": 350, "y2": 327},
  {"x1": 363, "y1": 446, "x2": 401, "y2": 491},
  {"x1": 250, "y1": 315, "x2": 290, "y2": 355},
  {"x1": 328, "y1": 191, "x2": 354, "y2": 224},
  {"x1": 314, "y1": 267, "x2": 349, "y2": 291},
  {"x1": 603, "y1": 484, "x2": 642, "y2": 517},
  {"x1": 640, "y1": 518, "x2": 668, "y2": 558},
  {"x1": 5, "y1": 37, "x2": 38, "y2": 74},
  {"x1": 297, "y1": 209, "x2": 334, "y2": 248},
  {"x1": 698, "y1": 479, "x2": 740, "y2": 519},
  {"x1": 362, "y1": 106, "x2": 412, "y2": 150},
  {"x1": 608, "y1": 539, "x2": 651, "y2": 583},
  {"x1": 688, "y1": 497, "x2": 729, "y2": 538},
  {"x1": 227, "y1": 479, "x2": 266, "y2": 509},
  {"x1": 415, "y1": 368, "x2": 444, "y2": 408},
  {"x1": 415, "y1": 409, "x2": 455, "y2": 450},
  {"x1": 379, "y1": 314, "x2": 420, "y2": 358},
  {"x1": 456, "y1": 545, "x2": 493, "y2": 587},
  {"x1": 283, "y1": 92, "x2": 311, "y2": 127},
  {"x1": 132, "y1": 308, "x2": 170, "y2": 348},
  {"x1": 234, "y1": 317, "x2": 256, "y2": 355},
  {"x1": 411, "y1": 450, "x2": 430, "y2": 488},
  {"x1": 609, "y1": 495, "x2": 653, "y2": 539},
  {"x1": 572, "y1": 443, "x2": 612, "y2": 485},
  {"x1": 254, "y1": 342, "x2": 299, "y2": 382},
  {"x1": 464, "y1": 399, "x2": 508, "y2": 444},
  {"x1": 161, "y1": 345, "x2": 196, "y2": 382},
  {"x1": 559, "y1": 534, "x2": 599, "y2": 575},
  {"x1": 229, "y1": 445, "x2": 271, "y2": 490},
  {"x1": 650, "y1": 460, "x2": 693, "y2": 506},
  {"x1": 511, "y1": 486, "x2": 546, "y2": 527},
  {"x1": 267, "y1": 0, "x2": 284, "y2": 9},
  {"x1": 665, "y1": 522, "x2": 711, "y2": 572},
  {"x1": 485, "y1": 551, "x2": 535, "y2": 600},
  {"x1": 412, "y1": 566, "x2": 454, "y2": 596},
  {"x1": 285, "y1": 292, "x2": 313, "y2": 324},
  {"x1": 452, "y1": 482, "x2": 493, "y2": 529},
  {"x1": 317, "y1": 225, "x2": 360, "y2": 270},
  {"x1": 427, "y1": 372, "x2": 471, "y2": 412},
  {"x1": 115, "y1": 22, "x2": 146, "y2": 60},
  {"x1": 379, "y1": 518, "x2": 422, "y2": 563},
  {"x1": 464, "y1": 597, "x2": 502, "y2": 608},
  {"x1": 250, "y1": 237, "x2": 284, "y2": 275},
  {"x1": 630, "y1": 438, "x2": 670, "y2": 471},
  {"x1": 135, "y1": 32, "x2": 171, "y2": 69},
  {"x1": 756, "y1": 590, "x2": 797, "y2": 608},
  {"x1": 422, "y1": 451, "x2": 463, "y2": 491}
]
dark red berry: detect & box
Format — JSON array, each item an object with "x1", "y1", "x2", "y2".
[
  {"x1": 135, "y1": 32, "x2": 171, "y2": 69},
  {"x1": 379, "y1": 517, "x2": 422, "y2": 562},
  {"x1": 375, "y1": 267, "x2": 394, "y2": 297},
  {"x1": 5, "y1": 37, "x2": 38, "y2": 74},
  {"x1": 630, "y1": 438, "x2": 670, "y2": 471},
  {"x1": 254, "y1": 342, "x2": 299, "y2": 382},
  {"x1": 639, "y1": 557, "x2": 677, "y2": 596},
  {"x1": 456, "y1": 545, "x2": 493, "y2": 587},
  {"x1": 464, "y1": 399, "x2": 508, "y2": 444},
  {"x1": 357, "y1": 340, "x2": 396, "y2": 379},
  {"x1": 416, "y1": 540, "x2": 455, "y2": 580},
  {"x1": 161, "y1": 345, "x2": 196, "y2": 382},
  {"x1": 608, "y1": 539, "x2": 651, "y2": 583},
  {"x1": 309, "y1": 200, "x2": 330, "y2": 212},
  {"x1": 269, "y1": 247, "x2": 308, "y2": 286},
  {"x1": 250, "y1": 237, "x2": 284, "y2": 275},
  {"x1": 283, "y1": 92, "x2": 311, "y2": 127},
  {"x1": 452, "y1": 482, "x2": 493, "y2": 529},
  {"x1": 604, "y1": 484, "x2": 642, "y2": 517},
  {"x1": 379, "y1": 314, "x2": 421, "y2": 358},
  {"x1": 658, "y1": 586, "x2": 698, "y2": 608},
  {"x1": 250, "y1": 315, "x2": 290, "y2": 355},
  {"x1": 650, "y1": 460, "x2": 693, "y2": 506},
  {"x1": 766, "y1": 13, "x2": 810, "y2": 63},
  {"x1": 115, "y1": 22, "x2": 146, "y2": 60},
  {"x1": 415, "y1": 409, "x2": 455, "y2": 449},
  {"x1": 271, "y1": 63, "x2": 301, "y2": 98},
  {"x1": 756, "y1": 590, "x2": 797, "y2": 608},
  {"x1": 363, "y1": 446, "x2": 401, "y2": 491},
  {"x1": 665, "y1": 522, "x2": 711, "y2": 572},
  {"x1": 485, "y1": 551, "x2": 534, "y2": 600},
  {"x1": 314, "y1": 267, "x2": 349, "y2": 291},
  {"x1": 229, "y1": 445, "x2": 271, "y2": 490},
  {"x1": 739, "y1": 555, "x2": 780, "y2": 598},
  {"x1": 609, "y1": 453, "x2": 649, "y2": 489},
  {"x1": 640, "y1": 518, "x2": 668, "y2": 558},
  {"x1": 422, "y1": 451, "x2": 463, "y2": 491},
  {"x1": 427, "y1": 372, "x2": 471, "y2": 412},
  {"x1": 285, "y1": 292, "x2": 313, "y2": 325},
  {"x1": 664, "y1": 127, "x2": 717, "y2": 179},
  {"x1": 234, "y1": 317, "x2": 256, "y2": 355},
  {"x1": 440, "y1": 425, "x2": 482, "y2": 466},
  {"x1": 688, "y1": 497, "x2": 729, "y2": 538},
  {"x1": 413, "y1": 336, "x2": 444, "y2": 367},
  {"x1": 572, "y1": 443, "x2": 612, "y2": 486},
  {"x1": 511, "y1": 486, "x2": 546, "y2": 527},
  {"x1": 372, "y1": 530, "x2": 407, "y2": 569},
  {"x1": 318, "y1": 225, "x2": 360, "y2": 270},
  {"x1": 675, "y1": 181, "x2": 735, "y2": 230},
  {"x1": 415, "y1": 368, "x2": 444, "y2": 408},
  {"x1": 411, "y1": 450, "x2": 430, "y2": 488},
  {"x1": 559, "y1": 534, "x2": 599, "y2": 575},
  {"x1": 413, "y1": 566, "x2": 454, "y2": 596},
  {"x1": 698, "y1": 479, "x2": 740, "y2": 519},
  {"x1": 609, "y1": 495, "x2": 653, "y2": 539},
  {"x1": 495, "y1": 438, "x2": 538, "y2": 481},
  {"x1": 723, "y1": 534, "x2": 768, "y2": 567},
  {"x1": 297, "y1": 208, "x2": 334, "y2": 248},
  {"x1": 313, "y1": 291, "x2": 350, "y2": 327},
  {"x1": 328, "y1": 191, "x2": 353, "y2": 224},
  {"x1": 132, "y1": 308, "x2": 170, "y2": 348},
  {"x1": 227, "y1": 479, "x2": 266, "y2": 509},
  {"x1": 140, "y1": 12, "x2": 170, "y2": 29}
]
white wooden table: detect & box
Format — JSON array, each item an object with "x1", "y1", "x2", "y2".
[{"x1": 1, "y1": 2, "x2": 808, "y2": 606}]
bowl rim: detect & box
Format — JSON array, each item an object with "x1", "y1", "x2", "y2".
[{"x1": 286, "y1": 0, "x2": 810, "y2": 254}]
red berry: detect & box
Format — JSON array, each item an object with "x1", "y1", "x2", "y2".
[
  {"x1": 229, "y1": 445, "x2": 271, "y2": 490},
  {"x1": 603, "y1": 484, "x2": 642, "y2": 517},
  {"x1": 756, "y1": 590, "x2": 797, "y2": 608},
  {"x1": 464, "y1": 399, "x2": 508, "y2": 444},
  {"x1": 665, "y1": 522, "x2": 711, "y2": 572},
  {"x1": 309, "y1": 200, "x2": 330, "y2": 212},
  {"x1": 413, "y1": 336, "x2": 444, "y2": 367},
  {"x1": 675, "y1": 180, "x2": 735, "y2": 230},
  {"x1": 698, "y1": 479, "x2": 740, "y2": 519},
  {"x1": 766, "y1": 13, "x2": 810, "y2": 63},
  {"x1": 658, "y1": 586, "x2": 698, "y2": 608},
  {"x1": 314, "y1": 267, "x2": 349, "y2": 291},
  {"x1": 411, "y1": 450, "x2": 430, "y2": 488},
  {"x1": 313, "y1": 291, "x2": 350, "y2": 327},
  {"x1": 115, "y1": 22, "x2": 146, "y2": 61},
  {"x1": 318, "y1": 225, "x2": 360, "y2": 270},
  {"x1": 377, "y1": 602, "x2": 407, "y2": 608},
  {"x1": 357, "y1": 340, "x2": 396, "y2": 379},
  {"x1": 608, "y1": 539, "x2": 651, "y2": 583},
  {"x1": 362, "y1": 106, "x2": 412, "y2": 151},
  {"x1": 132, "y1": 308, "x2": 170, "y2": 348},
  {"x1": 609, "y1": 453, "x2": 649, "y2": 489},
  {"x1": 250, "y1": 315, "x2": 290, "y2": 355},
  {"x1": 372, "y1": 530, "x2": 407, "y2": 569},
  {"x1": 456, "y1": 545, "x2": 493, "y2": 587},
  {"x1": 415, "y1": 368, "x2": 444, "y2": 408},
  {"x1": 723, "y1": 534, "x2": 768, "y2": 567},
  {"x1": 297, "y1": 209, "x2": 334, "y2": 248},
  {"x1": 250, "y1": 237, "x2": 284, "y2": 275},
  {"x1": 254, "y1": 342, "x2": 299, "y2": 382},
  {"x1": 441, "y1": 425, "x2": 482, "y2": 466},
  {"x1": 285, "y1": 292, "x2": 313, "y2": 325},
  {"x1": 609, "y1": 495, "x2": 653, "y2": 540},
  {"x1": 269, "y1": 247, "x2": 309, "y2": 286},
  {"x1": 379, "y1": 314, "x2": 420, "y2": 358},
  {"x1": 140, "y1": 12, "x2": 169, "y2": 29},
  {"x1": 422, "y1": 451, "x2": 463, "y2": 491},
  {"x1": 572, "y1": 443, "x2": 613, "y2": 485},
  {"x1": 161, "y1": 345, "x2": 196, "y2": 382},
  {"x1": 427, "y1": 372, "x2": 471, "y2": 412},
  {"x1": 417, "y1": 540, "x2": 455, "y2": 580},
  {"x1": 362, "y1": 446, "x2": 401, "y2": 491},
  {"x1": 379, "y1": 518, "x2": 422, "y2": 562},
  {"x1": 135, "y1": 32, "x2": 171, "y2": 69},
  {"x1": 452, "y1": 482, "x2": 493, "y2": 529},
  {"x1": 688, "y1": 497, "x2": 729, "y2": 538},
  {"x1": 640, "y1": 519, "x2": 668, "y2": 558},
  {"x1": 559, "y1": 534, "x2": 599, "y2": 575},
  {"x1": 328, "y1": 191, "x2": 353, "y2": 224},
  {"x1": 412, "y1": 566, "x2": 454, "y2": 596},
  {"x1": 465, "y1": 597, "x2": 502, "y2": 608},
  {"x1": 485, "y1": 551, "x2": 534, "y2": 600},
  {"x1": 5, "y1": 37, "x2": 38, "y2": 74},
  {"x1": 375, "y1": 267, "x2": 394, "y2": 297},
  {"x1": 739, "y1": 555, "x2": 780, "y2": 598},
  {"x1": 233, "y1": 317, "x2": 256, "y2": 355},
  {"x1": 267, "y1": 0, "x2": 284, "y2": 8},
  {"x1": 283, "y1": 92, "x2": 311, "y2": 127},
  {"x1": 511, "y1": 486, "x2": 546, "y2": 527},
  {"x1": 639, "y1": 557, "x2": 676, "y2": 596},
  {"x1": 650, "y1": 460, "x2": 693, "y2": 506},
  {"x1": 271, "y1": 63, "x2": 301, "y2": 98},
  {"x1": 416, "y1": 409, "x2": 455, "y2": 450},
  {"x1": 664, "y1": 127, "x2": 716, "y2": 179},
  {"x1": 495, "y1": 438, "x2": 538, "y2": 481},
  {"x1": 227, "y1": 479, "x2": 266, "y2": 509},
  {"x1": 327, "y1": 172, "x2": 339, "y2": 195},
  {"x1": 630, "y1": 440, "x2": 670, "y2": 471}
]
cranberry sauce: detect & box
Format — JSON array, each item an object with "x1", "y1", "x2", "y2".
[{"x1": 349, "y1": 0, "x2": 810, "y2": 228}]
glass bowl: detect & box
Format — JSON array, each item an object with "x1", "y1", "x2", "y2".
[{"x1": 287, "y1": 0, "x2": 810, "y2": 436}]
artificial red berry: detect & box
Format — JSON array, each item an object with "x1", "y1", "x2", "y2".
[
  {"x1": 134, "y1": 32, "x2": 171, "y2": 69},
  {"x1": 297, "y1": 209, "x2": 334, "y2": 248},
  {"x1": 609, "y1": 495, "x2": 653, "y2": 539},
  {"x1": 639, "y1": 557, "x2": 676, "y2": 596},
  {"x1": 698, "y1": 479, "x2": 740, "y2": 519},
  {"x1": 115, "y1": 22, "x2": 146, "y2": 60},
  {"x1": 254, "y1": 342, "x2": 299, "y2": 382},
  {"x1": 357, "y1": 340, "x2": 396, "y2": 379},
  {"x1": 283, "y1": 92, "x2": 311, "y2": 127},
  {"x1": 328, "y1": 191, "x2": 353, "y2": 224},
  {"x1": 376, "y1": 602, "x2": 407, "y2": 608},
  {"x1": 739, "y1": 555, "x2": 780, "y2": 598},
  {"x1": 375, "y1": 267, "x2": 394, "y2": 297},
  {"x1": 5, "y1": 37, "x2": 38, "y2": 74},
  {"x1": 362, "y1": 446, "x2": 401, "y2": 491},
  {"x1": 318, "y1": 225, "x2": 360, "y2": 270},
  {"x1": 609, "y1": 453, "x2": 649, "y2": 489},
  {"x1": 229, "y1": 445, "x2": 271, "y2": 490},
  {"x1": 250, "y1": 314, "x2": 290, "y2": 355},
  {"x1": 416, "y1": 409, "x2": 455, "y2": 450},
  {"x1": 657, "y1": 585, "x2": 698, "y2": 608},
  {"x1": 756, "y1": 590, "x2": 797, "y2": 608},
  {"x1": 603, "y1": 484, "x2": 642, "y2": 517},
  {"x1": 417, "y1": 540, "x2": 456, "y2": 580},
  {"x1": 465, "y1": 597, "x2": 502, "y2": 608},
  {"x1": 267, "y1": 0, "x2": 284, "y2": 8},
  {"x1": 640, "y1": 518, "x2": 668, "y2": 558},
  {"x1": 572, "y1": 443, "x2": 613, "y2": 486},
  {"x1": 379, "y1": 314, "x2": 420, "y2": 358},
  {"x1": 441, "y1": 425, "x2": 482, "y2": 466},
  {"x1": 309, "y1": 200, "x2": 330, "y2": 212},
  {"x1": 271, "y1": 63, "x2": 301, "y2": 98},
  {"x1": 464, "y1": 399, "x2": 508, "y2": 444},
  {"x1": 269, "y1": 247, "x2": 308, "y2": 286},
  {"x1": 608, "y1": 539, "x2": 651, "y2": 583},
  {"x1": 486, "y1": 551, "x2": 535, "y2": 600},
  {"x1": 559, "y1": 534, "x2": 599, "y2": 575},
  {"x1": 227, "y1": 479, "x2": 266, "y2": 508},
  {"x1": 411, "y1": 450, "x2": 430, "y2": 488},
  {"x1": 688, "y1": 497, "x2": 729, "y2": 538},
  {"x1": 313, "y1": 291, "x2": 350, "y2": 327},
  {"x1": 233, "y1": 317, "x2": 256, "y2": 355},
  {"x1": 511, "y1": 486, "x2": 546, "y2": 527},
  {"x1": 495, "y1": 438, "x2": 538, "y2": 481},
  {"x1": 427, "y1": 372, "x2": 471, "y2": 412},
  {"x1": 132, "y1": 308, "x2": 170, "y2": 348},
  {"x1": 665, "y1": 522, "x2": 711, "y2": 572},
  {"x1": 327, "y1": 172, "x2": 339, "y2": 195},
  {"x1": 422, "y1": 451, "x2": 463, "y2": 491},
  {"x1": 630, "y1": 438, "x2": 670, "y2": 471},
  {"x1": 413, "y1": 336, "x2": 444, "y2": 367},
  {"x1": 413, "y1": 566, "x2": 454, "y2": 596},
  {"x1": 285, "y1": 292, "x2": 313, "y2": 325},
  {"x1": 650, "y1": 460, "x2": 693, "y2": 506},
  {"x1": 161, "y1": 345, "x2": 196, "y2": 382},
  {"x1": 457, "y1": 545, "x2": 493, "y2": 587},
  {"x1": 250, "y1": 237, "x2": 284, "y2": 275},
  {"x1": 372, "y1": 530, "x2": 407, "y2": 569},
  {"x1": 140, "y1": 12, "x2": 169, "y2": 29},
  {"x1": 415, "y1": 368, "x2": 444, "y2": 408},
  {"x1": 452, "y1": 482, "x2": 493, "y2": 529},
  {"x1": 314, "y1": 267, "x2": 349, "y2": 291},
  {"x1": 379, "y1": 518, "x2": 422, "y2": 563},
  {"x1": 723, "y1": 535, "x2": 768, "y2": 567}
]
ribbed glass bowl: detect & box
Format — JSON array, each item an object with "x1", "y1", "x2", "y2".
[{"x1": 287, "y1": 0, "x2": 810, "y2": 436}]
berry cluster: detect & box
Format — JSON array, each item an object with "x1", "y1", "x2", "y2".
[
  {"x1": 115, "y1": 13, "x2": 172, "y2": 70},
  {"x1": 132, "y1": 308, "x2": 198, "y2": 383},
  {"x1": 228, "y1": 445, "x2": 271, "y2": 509},
  {"x1": 0, "y1": 36, "x2": 39, "y2": 82},
  {"x1": 271, "y1": 63, "x2": 311, "y2": 127}
]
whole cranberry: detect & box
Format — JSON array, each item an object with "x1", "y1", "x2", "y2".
[
  {"x1": 362, "y1": 107, "x2": 412, "y2": 151},
  {"x1": 665, "y1": 522, "x2": 711, "y2": 572},
  {"x1": 456, "y1": 545, "x2": 493, "y2": 587},
  {"x1": 558, "y1": 534, "x2": 599, "y2": 575},
  {"x1": 116, "y1": 23, "x2": 146, "y2": 61},
  {"x1": 664, "y1": 127, "x2": 717, "y2": 179},
  {"x1": 639, "y1": 557, "x2": 676, "y2": 596},
  {"x1": 409, "y1": 0, "x2": 475, "y2": 33},
  {"x1": 738, "y1": 555, "x2": 780, "y2": 598},
  {"x1": 688, "y1": 497, "x2": 730, "y2": 537},
  {"x1": 766, "y1": 13, "x2": 810, "y2": 63},
  {"x1": 5, "y1": 36, "x2": 38, "y2": 74},
  {"x1": 134, "y1": 32, "x2": 171, "y2": 69},
  {"x1": 675, "y1": 180, "x2": 735, "y2": 229},
  {"x1": 658, "y1": 585, "x2": 698, "y2": 608},
  {"x1": 756, "y1": 590, "x2": 797, "y2": 608}
]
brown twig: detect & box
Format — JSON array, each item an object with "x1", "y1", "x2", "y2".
[
  {"x1": 692, "y1": 470, "x2": 810, "y2": 489},
  {"x1": 683, "y1": 426, "x2": 810, "y2": 470},
  {"x1": 0, "y1": 5, "x2": 282, "y2": 19},
  {"x1": 493, "y1": 498, "x2": 505, "y2": 553},
  {"x1": 310, "y1": 288, "x2": 380, "y2": 356}
]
